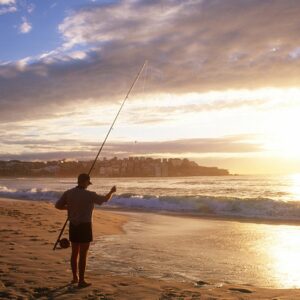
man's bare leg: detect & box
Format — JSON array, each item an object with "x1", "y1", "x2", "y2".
[
  {"x1": 78, "y1": 242, "x2": 91, "y2": 287},
  {"x1": 71, "y1": 242, "x2": 80, "y2": 283}
]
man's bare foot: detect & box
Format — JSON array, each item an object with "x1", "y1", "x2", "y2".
[
  {"x1": 71, "y1": 278, "x2": 78, "y2": 284},
  {"x1": 78, "y1": 281, "x2": 92, "y2": 288}
]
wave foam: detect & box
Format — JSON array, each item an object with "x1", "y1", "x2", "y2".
[
  {"x1": 1, "y1": 185, "x2": 300, "y2": 221},
  {"x1": 108, "y1": 194, "x2": 300, "y2": 221},
  {"x1": 0, "y1": 185, "x2": 61, "y2": 201}
]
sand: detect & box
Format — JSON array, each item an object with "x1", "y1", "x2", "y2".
[{"x1": 1, "y1": 197, "x2": 300, "y2": 299}]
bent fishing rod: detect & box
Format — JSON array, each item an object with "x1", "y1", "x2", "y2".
[{"x1": 53, "y1": 60, "x2": 148, "y2": 250}]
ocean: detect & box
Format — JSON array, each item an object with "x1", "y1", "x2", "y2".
[
  {"x1": 2, "y1": 175, "x2": 300, "y2": 288},
  {"x1": 1, "y1": 175, "x2": 300, "y2": 222}
]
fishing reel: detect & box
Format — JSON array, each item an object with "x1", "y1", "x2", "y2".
[{"x1": 59, "y1": 238, "x2": 70, "y2": 249}]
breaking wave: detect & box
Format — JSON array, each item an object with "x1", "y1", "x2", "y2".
[
  {"x1": 0, "y1": 185, "x2": 61, "y2": 201},
  {"x1": 109, "y1": 194, "x2": 300, "y2": 221},
  {"x1": 1, "y1": 185, "x2": 300, "y2": 221}
]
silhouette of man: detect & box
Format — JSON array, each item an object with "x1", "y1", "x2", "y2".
[{"x1": 55, "y1": 173, "x2": 116, "y2": 288}]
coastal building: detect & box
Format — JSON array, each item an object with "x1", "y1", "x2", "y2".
[{"x1": 0, "y1": 157, "x2": 229, "y2": 177}]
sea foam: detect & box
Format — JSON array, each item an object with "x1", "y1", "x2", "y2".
[{"x1": 1, "y1": 184, "x2": 300, "y2": 221}]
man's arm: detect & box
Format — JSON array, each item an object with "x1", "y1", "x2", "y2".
[
  {"x1": 55, "y1": 192, "x2": 68, "y2": 210},
  {"x1": 93, "y1": 186, "x2": 117, "y2": 205}
]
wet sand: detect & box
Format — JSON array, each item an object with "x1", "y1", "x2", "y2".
[
  {"x1": 1, "y1": 197, "x2": 300, "y2": 299},
  {"x1": 91, "y1": 211, "x2": 300, "y2": 288}
]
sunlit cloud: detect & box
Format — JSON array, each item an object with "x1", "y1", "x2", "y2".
[
  {"x1": 0, "y1": 0, "x2": 15, "y2": 4},
  {"x1": 2, "y1": 0, "x2": 300, "y2": 173},
  {"x1": 1, "y1": 0, "x2": 300, "y2": 122}
]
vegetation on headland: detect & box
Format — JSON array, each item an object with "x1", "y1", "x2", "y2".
[{"x1": 0, "y1": 157, "x2": 229, "y2": 177}]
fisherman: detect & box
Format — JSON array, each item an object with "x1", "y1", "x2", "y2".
[{"x1": 55, "y1": 173, "x2": 116, "y2": 288}]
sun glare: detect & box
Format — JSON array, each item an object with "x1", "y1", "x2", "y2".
[
  {"x1": 288, "y1": 173, "x2": 300, "y2": 201},
  {"x1": 268, "y1": 227, "x2": 300, "y2": 287},
  {"x1": 263, "y1": 104, "x2": 300, "y2": 158}
]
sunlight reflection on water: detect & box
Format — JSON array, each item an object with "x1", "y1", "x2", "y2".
[
  {"x1": 268, "y1": 226, "x2": 300, "y2": 287},
  {"x1": 288, "y1": 173, "x2": 300, "y2": 201},
  {"x1": 90, "y1": 212, "x2": 300, "y2": 288}
]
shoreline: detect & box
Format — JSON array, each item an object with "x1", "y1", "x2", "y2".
[
  {"x1": 101, "y1": 206, "x2": 300, "y2": 226},
  {"x1": 1, "y1": 197, "x2": 300, "y2": 299}
]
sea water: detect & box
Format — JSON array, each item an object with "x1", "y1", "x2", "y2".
[
  {"x1": 90, "y1": 212, "x2": 300, "y2": 288},
  {"x1": 2, "y1": 175, "x2": 300, "y2": 288},
  {"x1": 1, "y1": 175, "x2": 300, "y2": 221}
]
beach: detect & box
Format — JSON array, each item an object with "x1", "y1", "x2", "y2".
[{"x1": 1, "y1": 197, "x2": 300, "y2": 299}]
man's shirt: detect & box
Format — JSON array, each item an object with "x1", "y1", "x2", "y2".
[{"x1": 55, "y1": 187, "x2": 106, "y2": 225}]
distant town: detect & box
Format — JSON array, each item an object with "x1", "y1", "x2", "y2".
[{"x1": 0, "y1": 157, "x2": 230, "y2": 177}]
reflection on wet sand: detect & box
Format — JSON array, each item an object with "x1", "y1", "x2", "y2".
[
  {"x1": 90, "y1": 212, "x2": 300, "y2": 288},
  {"x1": 268, "y1": 226, "x2": 300, "y2": 288}
]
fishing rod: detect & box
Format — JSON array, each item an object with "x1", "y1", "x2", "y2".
[{"x1": 53, "y1": 60, "x2": 148, "y2": 250}]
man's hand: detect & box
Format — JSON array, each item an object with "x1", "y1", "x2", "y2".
[
  {"x1": 103, "y1": 186, "x2": 117, "y2": 203},
  {"x1": 110, "y1": 186, "x2": 117, "y2": 193}
]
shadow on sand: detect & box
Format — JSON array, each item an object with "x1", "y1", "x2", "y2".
[{"x1": 32, "y1": 283, "x2": 112, "y2": 299}]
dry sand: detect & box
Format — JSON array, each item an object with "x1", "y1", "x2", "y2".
[{"x1": 1, "y1": 197, "x2": 300, "y2": 299}]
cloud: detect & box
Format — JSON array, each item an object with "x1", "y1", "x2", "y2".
[
  {"x1": 1, "y1": 0, "x2": 300, "y2": 122},
  {"x1": 19, "y1": 17, "x2": 32, "y2": 34},
  {"x1": 0, "y1": 5, "x2": 16, "y2": 14},
  {"x1": 0, "y1": 135, "x2": 263, "y2": 161},
  {"x1": 0, "y1": 0, "x2": 16, "y2": 15},
  {"x1": 27, "y1": 3, "x2": 34, "y2": 14},
  {"x1": 58, "y1": 0, "x2": 300, "y2": 93},
  {"x1": 0, "y1": 0, "x2": 15, "y2": 4},
  {"x1": 105, "y1": 136, "x2": 263, "y2": 155}
]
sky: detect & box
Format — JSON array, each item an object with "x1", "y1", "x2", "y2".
[{"x1": 1, "y1": 0, "x2": 300, "y2": 174}]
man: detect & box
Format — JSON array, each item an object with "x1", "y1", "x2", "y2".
[{"x1": 55, "y1": 173, "x2": 116, "y2": 288}]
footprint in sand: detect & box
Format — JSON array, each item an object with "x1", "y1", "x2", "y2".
[
  {"x1": 118, "y1": 282, "x2": 130, "y2": 286},
  {"x1": 194, "y1": 280, "x2": 210, "y2": 287},
  {"x1": 86, "y1": 289, "x2": 109, "y2": 299},
  {"x1": 0, "y1": 229, "x2": 14, "y2": 233},
  {"x1": 19, "y1": 287, "x2": 28, "y2": 292},
  {"x1": 0, "y1": 291, "x2": 11, "y2": 298},
  {"x1": 33, "y1": 287, "x2": 51, "y2": 298},
  {"x1": 159, "y1": 291, "x2": 178, "y2": 299},
  {"x1": 47, "y1": 276, "x2": 56, "y2": 280},
  {"x1": 13, "y1": 230, "x2": 21, "y2": 235},
  {"x1": 2, "y1": 279, "x2": 14, "y2": 287},
  {"x1": 24, "y1": 279, "x2": 36, "y2": 284},
  {"x1": 229, "y1": 287, "x2": 253, "y2": 294}
]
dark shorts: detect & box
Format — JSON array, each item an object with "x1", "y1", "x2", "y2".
[{"x1": 69, "y1": 222, "x2": 93, "y2": 243}]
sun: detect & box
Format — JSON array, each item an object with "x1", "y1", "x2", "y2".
[{"x1": 263, "y1": 104, "x2": 300, "y2": 158}]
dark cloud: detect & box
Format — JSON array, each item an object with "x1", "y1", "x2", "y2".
[
  {"x1": 0, "y1": 151, "x2": 93, "y2": 161},
  {"x1": 1, "y1": 0, "x2": 300, "y2": 122}
]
